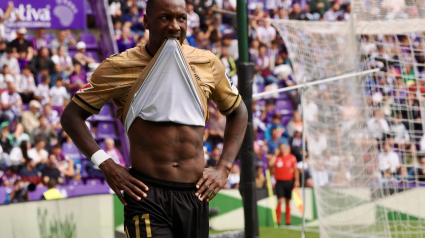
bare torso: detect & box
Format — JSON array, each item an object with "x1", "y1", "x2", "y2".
[{"x1": 128, "y1": 117, "x2": 205, "y2": 183}]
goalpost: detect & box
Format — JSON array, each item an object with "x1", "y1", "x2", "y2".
[{"x1": 251, "y1": 0, "x2": 425, "y2": 237}]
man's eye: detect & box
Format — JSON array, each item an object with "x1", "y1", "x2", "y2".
[{"x1": 161, "y1": 16, "x2": 167, "y2": 20}]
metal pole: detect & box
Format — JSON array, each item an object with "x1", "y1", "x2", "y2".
[
  {"x1": 301, "y1": 77, "x2": 307, "y2": 238},
  {"x1": 237, "y1": 0, "x2": 259, "y2": 237}
]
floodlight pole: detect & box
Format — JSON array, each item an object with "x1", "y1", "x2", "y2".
[{"x1": 236, "y1": 0, "x2": 259, "y2": 237}]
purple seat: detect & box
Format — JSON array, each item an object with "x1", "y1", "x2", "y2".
[
  {"x1": 96, "y1": 122, "x2": 117, "y2": 139},
  {"x1": 68, "y1": 49, "x2": 78, "y2": 58},
  {"x1": 80, "y1": 33, "x2": 99, "y2": 49},
  {"x1": 70, "y1": 180, "x2": 84, "y2": 186},
  {"x1": 281, "y1": 115, "x2": 293, "y2": 127},
  {"x1": 22, "y1": 104, "x2": 29, "y2": 111},
  {"x1": 62, "y1": 142, "x2": 82, "y2": 159},
  {"x1": 98, "y1": 141, "x2": 106, "y2": 150},
  {"x1": 276, "y1": 99, "x2": 293, "y2": 115},
  {"x1": 25, "y1": 33, "x2": 34, "y2": 41},
  {"x1": 87, "y1": 179, "x2": 101, "y2": 186},
  {"x1": 85, "y1": 51, "x2": 100, "y2": 62},
  {"x1": 93, "y1": 105, "x2": 113, "y2": 121}
]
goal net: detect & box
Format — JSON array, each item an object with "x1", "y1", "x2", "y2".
[{"x1": 268, "y1": 0, "x2": 425, "y2": 237}]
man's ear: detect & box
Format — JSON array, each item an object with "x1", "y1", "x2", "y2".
[{"x1": 143, "y1": 14, "x2": 149, "y2": 30}]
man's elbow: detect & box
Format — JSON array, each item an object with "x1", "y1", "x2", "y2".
[{"x1": 229, "y1": 101, "x2": 248, "y2": 125}]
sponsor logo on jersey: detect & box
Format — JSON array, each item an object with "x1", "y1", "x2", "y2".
[{"x1": 78, "y1": 83, "x2": 94, "y2": 93}]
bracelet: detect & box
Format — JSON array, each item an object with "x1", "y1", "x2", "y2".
[{"x1": 91, "y1": 150, "x2": 110, "y2": 167}]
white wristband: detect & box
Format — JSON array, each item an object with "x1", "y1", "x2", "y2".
[{"x1": 91, "y1": 150, "x2": 109, "y2": 167}]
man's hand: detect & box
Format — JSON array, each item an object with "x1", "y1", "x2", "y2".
[
  {"x1": 195, "y1": 167, "x2": 229, "y2": 202},
  {"x1": 100, "y1": 159, "x2": 149, "y2": 206},
  {"x1": 294, "y1": 180, "x2": 300, "y2": 188}
]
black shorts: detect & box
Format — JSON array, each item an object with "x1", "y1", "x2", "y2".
[
  {"x1": 124, "y1": 169, "x2": 209, "y2": 238},
  {"x1": 276, "y1": 180, "x2": 294, "y2": 200}
]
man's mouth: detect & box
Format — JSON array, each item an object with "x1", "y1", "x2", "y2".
[{"x1": 165, "y1": 36, "x2": 180, "y2": 40}]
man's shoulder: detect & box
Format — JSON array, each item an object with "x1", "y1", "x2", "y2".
[
  {"x1": 182, "y1": 45, "x2": 218, "y2": 63},
  {"x1": 102, "y1": 45, "x2": 151, "y2": 70}
]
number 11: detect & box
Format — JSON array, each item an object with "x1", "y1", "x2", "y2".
[{"x1": 133, "y1": 214, "x2": 152, "y2": 237}]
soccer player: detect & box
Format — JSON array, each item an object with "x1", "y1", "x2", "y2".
[
  {"x1": 272, "y1": 143, "x2": 300, "y2": 225},
  {"x1": 60, "y1": 0, "x2": 248, "y2": 237}
]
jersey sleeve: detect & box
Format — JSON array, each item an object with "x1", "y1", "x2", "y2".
[
  {"x1": 210, "y1": 56, "x2": 242, "y2": 116},
  {"x1": 72, "y1": 58, "x2": 123, "y2": 114}
]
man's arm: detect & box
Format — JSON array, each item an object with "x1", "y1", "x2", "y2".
[
  {"x1": 195, "y1": 101, "x2": 248, "y2": 202},
  {"x1": 61, "y1": 101, "x2": 148, "y2": 205}
]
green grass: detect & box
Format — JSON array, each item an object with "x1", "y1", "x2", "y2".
[{"x1": 209, "y1": 227, "x2": 320, "y2": 238}]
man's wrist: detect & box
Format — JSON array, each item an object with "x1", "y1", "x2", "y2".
[{"x1": 98, "y1": 158, "x2": 114, "y2": 172}]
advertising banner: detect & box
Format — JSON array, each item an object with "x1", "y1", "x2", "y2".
[
  {"x1": 0, "y1": 194, "x2": 114, "y2": 238},
  {"x1": 0, "y1": 0, "x2": 85, "y2": 29}
]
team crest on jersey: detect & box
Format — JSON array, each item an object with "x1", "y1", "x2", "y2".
[
  {"x1": 78, "y1": 83, "x2": 94, "y2": 93},
  {"x1": 226, "y1": 73, "x2": 238, "y2": 94}
]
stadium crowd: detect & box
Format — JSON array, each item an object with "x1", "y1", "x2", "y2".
[{"x1": 0, "y1": 0, "x2": 424, "y2": 203}]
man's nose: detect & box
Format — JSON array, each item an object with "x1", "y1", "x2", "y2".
[{"x1": 168, "y1": 18, "x2": 180, "y2": 32}]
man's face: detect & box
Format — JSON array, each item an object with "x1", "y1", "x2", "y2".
[
  {"x1": 271, "y1": 129, "x2": 278, "y2": 139},
  {"x1": 52, "y1": 147, "x2": 61, "y2": 156},
  {"x1": 37, "y1": 28, "x2": 45, "y2": 37},
  {"x1": 37, "y1": 141, "x2": 46, "y2": 150},
  {"x1": 383, "y1": 144, "x2": 390, "y2": 152},
  {"x1": 293, "y1": 4, "x2": 301, "y2": 14},
  {"x1": 58, "y1": 31, "x2": 65, "y2": 41},
  {"x1": 187, "y1": 4, "x2": 194, "y2": 12},
  {"x1": 144, "y1": 0, "x2": 187, "y2": 45},
  {"x1": 40, "y1": 117, "x2": 48, "y2": 127},
  {"x1": 7, "y1": 82, "x2": 15, "y2": 93},
  {"x1": 212, "y1": 148, "x2": 221, "y2": 160}
]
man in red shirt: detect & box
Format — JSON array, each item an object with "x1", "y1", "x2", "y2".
[{"x1": 272, "y1": 143, "x2": 300, "y2": 225}]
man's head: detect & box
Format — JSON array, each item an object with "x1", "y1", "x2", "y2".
[
  {"x1": 58, "y1": 45, "x2": 67, "y2": 56},
  {"x1": 29, "y1": 100, "x2": 41, "y2": 113},
  {"x1": 420, "y1": 156, "x2": 425, "y2": 165},
  {"x1": 47, "y1": 176, "x2": 57, "y2": 189},
  {"x1": 105, "y1": 138, "x2": 115, "y2": 151},
  {"x1": 187, "y1": 3, "x2": 194, "y2": 13},
  {"x1": 43, "y1": 103, "x2": 52, "y2": 115},
  {"x1": 55, "y1": 77, "x2": 63, "y2": 87},
  {"x1": 47, "y1": 154, "x2": 57, "y2": 167},
  {"x1": 259, "y1": 45, "x2": 267, "y2": 57},
  {"x1": 292, "y1": 3, "x2": 301, "y2": 14},
  {"x1": 212, "y1": 147, "x2": 221, "y2": 160},
  {"x1": 22, "y1": 66, "x2": 31, "y2": 77},
  {"x1": 36, "y1": 28, "x2": 45, "y2": 38},
  {"x1": 6, "y1": 81, "x2": 16, "y2": 93},
  {"x1": 76, "y1": 41, "x2": 86, "y2": 53},
  {"x1": 42, "y1": 75, "x2": 51, "y2": 85},
  {"x1": 383, "y1": 141, "x2": 390, "y2": 153},
  {"x1": 271, "y1": 127, "x2": 279, "y2": 140},
  {"x1": 272, "y1": 114, "x2": 281, "y2": 125},
  {"x1": 231, "y1": 164, "x2": 239, "y2": 174},
  {"x1": 18, "y1": 47, "x2": 27, "y2": 60},
  {"x1": 222, "y1": 35, "x2": 233, "y2": 47},
  {"x1": 144, "y1": 0, "x2": 187, "y2": 46},
  {"x1": 39, "y1": 114, "x2": 48, "y2": 128},
  {"x1": 35, "y1": 137, "x2": 46, "y2": 150},
  {"x1": 57, "y1": 30, "x2": 66, "y2": 42},
  {"x1": 331, "y1": 2, "x2": 340, "y2": 11},
  {"x1": 221, "y1": 46, "x2": 229, "y2": 57},
  {"x1": 279, "y1": 143, "x2": 290, "y2": 155},
  {"x1": 130, "y1": 5, "x2": 139, "y2": 15},
  {"x1": 52, "y1": 144, "x2": 62, "y2": 157},
  {"x1": 17, "y1": 27, "x2": 27, "y2": 40},
  {"x1": 6, "y1": 47, "x2": 13, "y2": 59}
]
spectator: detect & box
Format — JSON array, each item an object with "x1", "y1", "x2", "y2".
[
  {"x1": 27, "y1": 138, "x2": 48, "y2": 166},
  {"x1": 261, "y1": 99, "x2": 279, "y2": 125},
  {"x1": 267, "y1": 127, "x2": 289, "y2": 156},
  {"x1": 31, "y1": 28, "x2": 48, "y2": 54},
  {"x1": 0, "y1": 2, "x2": 14, "y2": 41},
  {"x1": 390, "y1": 114, "x2": 410, "y2": 148},
  {"x1": 271, "y1": 143, "x2": 299, "y2": 225},
  {"x1": 256, "y1": 20, "x2": 276, "y2": 47},
  {"x1": 16, "y1": 66, "x2": 36, "y2": 103},
  {"x1": 29, "y1": 47, "x2": 55, "y2": 76},
  {"x1": 11, "y1": 123, "x2": 29, "y2": 147},
  {"x1": 67, "y1": 62, "x2": 87, "y2": 97},
  {"x1": 343, "y1": 3, "x2": 351, "y2": 21},
  {"x1": 264, "y1": 114, "x2": 286, "y2": 140},
  {"x1": 43, "y1": 104, "x2": 61, "y2": 130},
  {"x1": 255, "y1": 45, "x2": 280, "y2": 85},
  {"x1": 1, "y1": 80, "x2": 22, "y2": 121},
  {"x1": 206, "y1": 147, "x2": 221, "y2": 168},
  {"x1": 0, "y1": 47, "x2": 19, "y2": 75},
  {"x1": 9, "y1": 27, "x2": 32, "y2": 54},
  {"x1": 50, "y1": 30, "x2": 77, "y2": 55},
  {"x1": 21, "y1": 100, "x2": 41, "y2": 134},
  {"x1": 323, "y1": 2, "x2": 341, "y2": 21},
  {"x1": 34, "y1": 75, "x2": 51, "y2": 106},
  {"x1": 0, "y1": 65, "x2": 13, "y2": 92},
  {"x1": 226, "y1": 164, "x2": 240, "y2": 189},
  {"x1": 51, "y1": 144, "x2": 74, "y2": 179},
  {"x1": 19, "y1": 158, "x2": 42, "y2": 185},
  {"x1": 117, "y1": 27, "x2": 135, "y2": 53},
  {"x1": 217, "y1": 46, "x2": 237, "y2": 85},
  {"x1": 378, "y1": 141, "x2": 400, "y2": 174},
  {"x1": 187, "y1": 3, "x2": 200, "y2": 36},
  {"x1": 249, "y1": 39, "x2": 260, "y2": 61},
  {"x1": 297, "y1": 155, "x2": 314, "y2": 187},
  {"x1": 309, "y1": 0, "x2": 330, "y2": 19},
  {"x1": 124, "y1": 5, "x2": 145, "y2": 37},
  {"x1": 286, "y1": 110, "x2": 303, "y2": 138},
  {"x1": 31, "y1": 115, "x2": 58, "y2": 150},
  {"x1": 51, "y1": 45, "x2": 73, "y2": 76},
  {"x1": 1, "y1": 165, "x2": 20, "y2": 186},
  {"x1": 40, "y1": 154, "x2": 63, "y2": 184},
  {"x1": 41, "y1": 178, "x2": 63, "y2": 200},
  {"x1": 315, "y1": 160, "x2": 329, "y2": 186},
  {"x1": 105, "y1": 138, "x2": 126, "y2": 166},
  {"x1": 308, "y1": 131, "x2": 327, "y2": 159},
  {"x1": 16, "y1": 47, "x2": 32, "y2": 71},
  {"x1": 274, "y1": 8, "x2": 289, "y2": 20},
  {"x1": 49, "y1": 77, "x2": 68, "y2": 116},
  {"x1": 255, "y1": 165, "x2": 266, "y2": 188},
  {"x1": 381, "y1": 0, "x2": 407, "y2": 20},
  {"x1": 290, "y1": 128, "x2": 307, "y2": 162},
  {"x1": 221, "y1": 35, "x2": 238, "y2": 60},
  {"x1": 8, "y1": 180, "x2": 29, "y2": 203},
  {"x1": 288, "y1": 3, "x2": 309, "y2": 20},
  {"x1": 415, "y1": 156, "x2": 425, "y2": 182},
  {"x1": 8, "y1": 140, "x2": 30, "y2": 166},
  {"x1": 0, "y1": 121, "x2": 12, "y2": 154},
  {"x1": 73, "y1": 41, "x2": 99, "y2": 71},
  {"x1": 367, "y1": 109, "x2": 390, "y2": 141}
]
